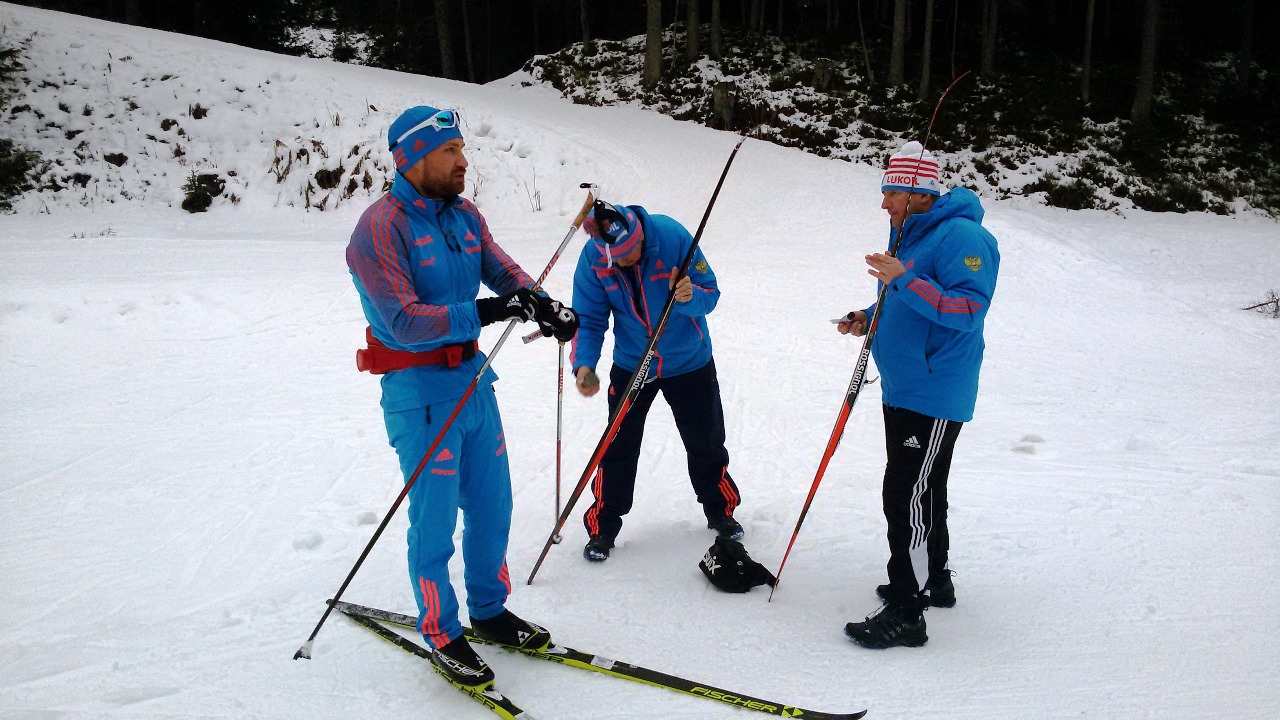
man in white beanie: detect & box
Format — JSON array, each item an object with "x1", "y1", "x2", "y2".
[{"x1": 836, "y1": 140, "x2": 1000, "y2": 648}]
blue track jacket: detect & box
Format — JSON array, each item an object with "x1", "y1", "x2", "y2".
[
  {"x1": 571, "y1": 206, "x2": 718, "y2": 379},
  {"x1": 346, "y1": 175, "x2": 533, "y2": 411},
  {"x1": 863, "y1": 187, "x2": 1000, "y2": 423}
]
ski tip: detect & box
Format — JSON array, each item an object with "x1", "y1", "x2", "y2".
[{"x1": 294, "y1": 641, "x2": 313, "y2": 660}]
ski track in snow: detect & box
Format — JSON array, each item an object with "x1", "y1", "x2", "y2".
[{"x1": 2, "y1": 4, "x2": 1279, "y2": 719}]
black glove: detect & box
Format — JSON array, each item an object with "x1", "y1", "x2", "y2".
[
  {"x1": 534, "y1": 295, "x2": 580, "y2": 342},
  {"x1": 476, "y1": 287, "x2": 538, "y2": 326}
]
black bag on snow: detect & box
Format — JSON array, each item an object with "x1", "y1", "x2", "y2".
[{"x1": 699, "y1": 536, "x2": 777, "y2": 593}]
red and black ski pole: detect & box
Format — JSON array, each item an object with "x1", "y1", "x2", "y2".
[
  {"x1": 769, "y1": 72, "x2": 971, "y2": 601},
  {"x1": 526, "y1": 134, "x2": 751, "y2": 585},
  {"x1": 294, "y1": 185, "x2": 596, "y2": 660}
]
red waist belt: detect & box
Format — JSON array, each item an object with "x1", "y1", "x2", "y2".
[{"x1": 356, "y1": 327, "x2": 478, "y2": 375}]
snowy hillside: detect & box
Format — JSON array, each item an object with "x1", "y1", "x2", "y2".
[{"x1": 2, "y1": 4, "x2": 1279, "y2": 720}]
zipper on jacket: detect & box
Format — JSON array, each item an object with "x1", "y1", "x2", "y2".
[
  {"x1": 620, "y1": 265, "x2": 653, "y2": 337},
  {"x1": 436, "y1": 205, "x2": 461, "y2": 253}
]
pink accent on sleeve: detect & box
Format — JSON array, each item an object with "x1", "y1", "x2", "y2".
[{"x1": 908, "y1": 278, "x2": 985, "y2": 315}]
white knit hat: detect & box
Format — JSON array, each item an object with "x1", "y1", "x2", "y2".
[{"x1": 881, "y1": 140, "x2": 944, "y2": 196}]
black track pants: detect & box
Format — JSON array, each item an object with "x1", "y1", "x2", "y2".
[
  {"x1": 583, "y1": 359, "x2": 741, "y2": 541},
  {"x1": 880, "y1": 404, "x2": 963, "y2": 606}
]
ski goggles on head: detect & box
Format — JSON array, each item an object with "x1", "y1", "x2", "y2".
[
  {"x1": 390, "y1": 108, "x2": 461, "y2": 149},
  {"x1": 590, "y1": 200, "x2": 631, "y2": 245},
  {"x1": 587, "y1": 200, "x2": 641, "y2": 268}
]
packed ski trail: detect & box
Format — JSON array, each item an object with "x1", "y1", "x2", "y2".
[{"x1": 1, "y1": 5, "x2": 1278, "y2": 719}]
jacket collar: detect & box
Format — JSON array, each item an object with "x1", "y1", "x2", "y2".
[{"x1": 390, "y1": 173, "x2": 461, "y2": 216}]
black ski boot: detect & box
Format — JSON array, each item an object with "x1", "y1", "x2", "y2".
[
  {"x1": 844, "y1": 603, "x2": 928, "y2": 649},
  {"x1": 877, "y1": 572, "x2": 956, "y2": 608},
  {"x1": 707, "y1": 515, "x2": 745, "y2": 541},
  {"x1": 432, "y1": 636, "x2": 495, "y2": 688},
  {"x1": 470, "y1": 609, "x2": 552, "y2": 652},
  {"x1": 583, "y1": 535, "x2": 614, "y2": 562}
]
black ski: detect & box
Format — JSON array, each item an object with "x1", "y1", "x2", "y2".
[
  {"x1": 343, "y1": 610, "x2": 536, "y2": 719},
  {"x1": 334, "y1": 600, "x2": 866, "y2": 720}
]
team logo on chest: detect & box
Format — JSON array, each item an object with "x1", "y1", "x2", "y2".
[
  {"x1": 964, "y1": 256, "x2": 982, "y2": 271},
  {"x1": 695, "y1": 259, "x2": 709, "y2": 273}
]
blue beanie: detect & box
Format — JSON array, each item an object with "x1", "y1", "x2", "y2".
[{"x1": 388, "y1": 106, "x2": 463, "y2": 172}]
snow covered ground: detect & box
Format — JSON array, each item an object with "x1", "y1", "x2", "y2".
[{"x1": 2, "y1": 5, "x2": 1279, "y2": 719}]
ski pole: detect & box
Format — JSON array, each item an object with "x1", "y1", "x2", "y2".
[
  {"x1": 527, "y1": 133, "x2": 752, "y2": 585},
  {"x1": 769, "y1": 72, "x2": 971, "y2": 601},
  {"x1": 294, "y1": 185, "x2": 596, "y2": 659},
  {"x1": 552, "y1": 340, "x2": 566, "y2": 544}
]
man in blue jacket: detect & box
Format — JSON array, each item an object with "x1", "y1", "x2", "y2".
[
  {"x1": 570, "y1": 201, "x2": 744, "y2": 562},
  {"x1": 837, "y1": 141, "x2": 1000, "y2": 648},
  {"x1": 346, "y1": 105, "x2": 577, "y2": 688}
]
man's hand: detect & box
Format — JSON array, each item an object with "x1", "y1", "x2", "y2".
[
  {"x1": 668, "y1": 268, "x2": 693, "y2": 303},
  {"x1": 476, "y1": 287, "x2": 538, "y2": 326},
  {"x1": 837, "y1": 310, "x2": 868, "y2": 337},
  {"x1": 534, "y1": 295, "x2": 579, "y2": 342},
  {"x1": 575, "y1": 366, "x2": 601, "y2": 398},
  {"x1": 865, "y1": 252, "x2": 906, "y2": 283}
]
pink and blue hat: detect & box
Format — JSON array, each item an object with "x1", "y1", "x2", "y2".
[{"x1": 583, "y1": 201, "x2": 643, "y2": 267}]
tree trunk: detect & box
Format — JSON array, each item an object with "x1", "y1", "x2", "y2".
[
  {"x1": 777, "y1": 0, "x2": 784, "y2": 35},
  {"x1": 581, "y1": 0, "x2": 595, "y2": 55},
  {"x1": 434, "y1": 0, "x2": 456, "y2": 80},
  {"x1": 750, "y1": 0, "x2": 763, "y2": 34},
  {"x1": 710, "y1": 0, "x2": 723, "y2": 60},
  {"x1": 461, "y1": 0, "x2": 475, "y2": 82},
  {"x1": 812, "y1": 57, "x2": 836, "y2": 92},
  {"x1": 712, "y1": 81, "x2": 736, "y2": 130},
  {"x1": 1234, "y1": 0, "x2": 1255, "y2": 100},
  {"x1": 889, "y1": 0, "x2": 907, "y2": 85},
  {"x1": 644, "y1": 0, "x2": 664, "y2": 89},
  {"x1": 857, "y1": 0, "x2": 875, "y2": 85},
  {"x1": 686, "y1": 0, "x2": 700, "y2": 62},
  {"x1": 1081, "y1": 0, "x2": 1096, "y2": 104},
  {"x1": 532, "y1": 1, "x2": 539, "y2": 54},
  {"x1": 1130, "y1": 0, "x2": 1159, "y2": 128},
  {"x1": 950, "y1": 0, "x2": 958, "y2": 79},
  {"x1": 916, "y1": 0, "x2": 934, "y2": 101},
  {"x1": 189, "y1": 1, "x2": 204, "y2": 35},
  {"x1": 981, "y1": 0, "x2": 999, "y2": 77}
]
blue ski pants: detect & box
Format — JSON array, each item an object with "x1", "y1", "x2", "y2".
[{"x1": 383, "y1": 384, "x2": 512, "y2": 648}]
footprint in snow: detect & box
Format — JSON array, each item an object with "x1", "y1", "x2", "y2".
[
  {"x1": 293, "y1": 531, "x2": 323, "y2": 550},
  {"x1": 1012, "y1": 433, "x2": 1044, "y2": 454}
]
